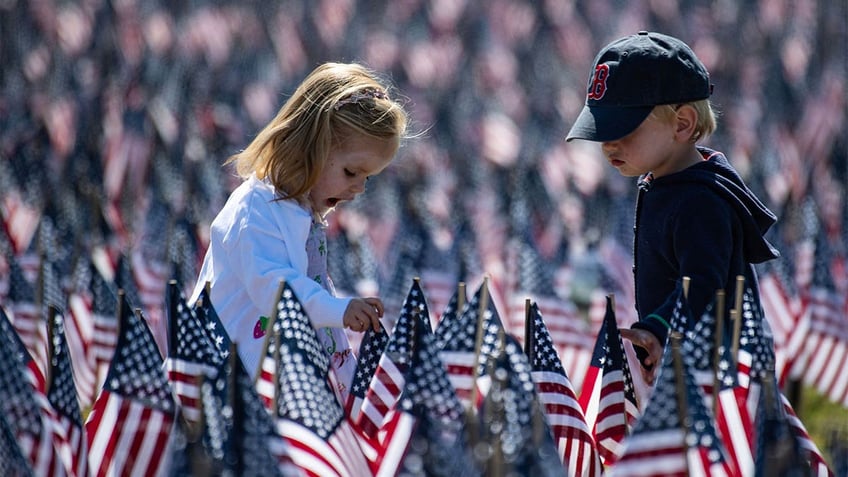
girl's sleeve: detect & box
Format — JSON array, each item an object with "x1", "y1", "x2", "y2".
[{"x1": 223, "y1": 197, "x2": 350, "y2": 329}]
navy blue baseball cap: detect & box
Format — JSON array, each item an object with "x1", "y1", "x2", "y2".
[{"x1": 566, "y1": 31, "x2": 713, "y2": 142}]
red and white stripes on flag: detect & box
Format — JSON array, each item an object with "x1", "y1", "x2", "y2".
[
  {"x1": 48, "y1": 405, "x2": 89, "y2": 477},
  {"x1": 580, "y1": 296, "x2": 639, "y2": 466},
  {"x1": 801, "y1": 285, "x2": 848, "y2": 406},
  {"x1": 418, "y1": 269, "x2": 455, "y2": 325},
  {"x1": 276, "y1": 419, "x2": 370, "y2": 477},
  {"x1": 779, "y1": 393, "x2": 835, "y2": 477},
  {"x1": 759, "y1": 269, "x2": 807, "y2": 386},
  {"x1": 10, "y1": 300, "x2": 48, "y2": 377},
  {"x1": 533, "y1": 369, "x2": 602, "y2": 477},
  {"x1": 355, "y1": 354, "x2": 405, "y2": 439},
  {"x1": 131, "y1": 248, "x2": 170, "y2": 356},
  {"x1": 1, "y1": 191, "x2": 41, "y2": 255},
  {"x1": 86, "y1": 389, "x2": 175, "y2": 477},
  {"x1": 66, "y1": 292, "x2": 100, "y2": 408},
  {"x1": 527, "y1": 300, "x2": 602, "y2": 476}
]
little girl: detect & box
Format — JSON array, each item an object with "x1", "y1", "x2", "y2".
[{"x1": 190, "y1": 62, "x2": 409, "y2": 405}]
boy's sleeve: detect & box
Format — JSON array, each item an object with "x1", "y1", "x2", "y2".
[
  {"x1": 631, "y1": 189, "x2": 736, "y2": 368},
  {"x1": 630, "y1": 294, "x2": 676, "y2": 367}
]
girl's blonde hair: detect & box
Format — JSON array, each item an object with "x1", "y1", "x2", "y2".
[
  {"x1": 652, "y1": 99, "x2": 717, "y2": 142},
  {"x1": 228, "y1": 62, "x2": 409, "y2": 202}
]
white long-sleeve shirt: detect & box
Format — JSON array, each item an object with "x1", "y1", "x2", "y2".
[{"x1": 189, "y1": 174, "x2": 351, "y2": 376}]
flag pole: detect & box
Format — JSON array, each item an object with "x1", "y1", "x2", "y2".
[
  {"x1": 167, "y1": 280, "x2": 179, "y2": 363},
  {"x1": 523, "y1": 298, "x2": 533, "y2": 358},
  {"x1": 254, "y1": 279, "x2": 285, "y2": 387},
  {"x1": 682, "y1": 276, "x2": 691, "y2": 299},
  {"x1": 670, "y1": 332, "x2": 692, "y2": 467},
  {"x1": 713, "y1": 289, "x2": 726, "y2": 417},
  {"x1": 229, "y1": 342, "x2": 244, "y2": 476},
  {"x1": 730, "y1": 275, "x2": 745, "y2": 370},
  {"x1": 457, "y1": 282, "x2": 466, "y2": 314},
  {"x1": 608, "y1": 292, "x2": 616, "y2": 317},
  {"x1": 101, "y1": 289, "x2": 125, "y2": 395},
  {"x1": 489, "y1": 327, "x2": 507, "y2": 476},
  {"x1": 45, "y1": 304, "x2": 58, "y2": 395},
  {"x1": 466, "y1": 277, "x2": 490, "y2": 439}
]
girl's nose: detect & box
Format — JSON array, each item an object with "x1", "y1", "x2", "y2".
[{"x1": 351, "y1": 180, "x2": 366, "y2": 194}]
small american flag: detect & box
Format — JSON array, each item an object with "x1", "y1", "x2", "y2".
[
  {"x1": 88, "y1": 255, "x2": 120, "y2": 390},
  {"x1": 6, "y1": 253, "x2": 48, "y2": 377},
  {"x1": 169, "y1": 344, "x2": 291, "y2": 476},
  {"x1": 164, "y1": 281, "x2": 224, "y2": 423},
  {"x1": 609, "y1": 334, "x2": 735, "y2": 477},
  {"x1": 345, "y1": 322, "x2": 390, "y2": 422},
  {"x1": 0, "y1": 305, "x2": 58, "y2": 475},
  {"x1": 799, "y1": 234, "x2": 848, "y2": 406},
  {"x1": 437, "y1": 281, "x2": 505, "y2": 410},
  {"x1": 579, "y1": 294, "x2": 639, "y2": 466},
  {"x1": 355, "y1": 278, "x2": 431, "y2": 440},
  {"x1": 758, "y1": 257, "x2": 806, "y2": 386},
  {"x1": 753, "y1": 371, "x2": 833, "y2": 477},
  {"x1": 265, "y1": 282, "x2": 370, "y2": 476},
  {"x1": 684, "y1": 296, "x2": 753, "y2": 476},
  {"x1": 476, "y1": 333, "x2": 564, "y2": 476},
  {"x1": 377, "y1": 315, "x2": 475, "y2": 477},
  {"x1": 736, "y1": 286, "x2": 835, "y2": 476},
  {"x1": 46, "y1": 306, "x2": 89, "y2": 477},
  {"x1": 85, "y1": 291, "x2": 176, "y2": 477},
  {"x1": 65, "y1": 256, "x2": 100, "y2": 409},
  {"x1": 527, "y1": 301, "x2": 602, "y2": 477}
]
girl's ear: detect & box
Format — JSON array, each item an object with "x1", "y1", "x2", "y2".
[{"x1": 674, "y1": 104, "x2": 699, "y2": 142}]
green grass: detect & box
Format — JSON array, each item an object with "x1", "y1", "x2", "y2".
[{"x1": 796, "y1": 385, "x2": 848, "y2": 467}]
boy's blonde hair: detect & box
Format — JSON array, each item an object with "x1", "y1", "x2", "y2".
[
  {"x1": 228, "y1": 62, "x2": 409, "y2": 202},
  {"x1": 651, "y1": 99, "x2": 717, "y2": 142}
]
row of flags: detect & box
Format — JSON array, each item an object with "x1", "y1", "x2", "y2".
[{"x1": 0, "y1": 239, "x2": 836, "y2": 476}]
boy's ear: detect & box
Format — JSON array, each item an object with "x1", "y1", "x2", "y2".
[{"x1": 674, "y1": 104, "x2": 699, "y2": 142}]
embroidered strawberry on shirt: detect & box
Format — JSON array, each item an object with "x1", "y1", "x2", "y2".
[{"x1": 253, "y1": 315, "x2": 269, "y2": 339}]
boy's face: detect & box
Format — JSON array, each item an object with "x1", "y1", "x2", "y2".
[
  {"x1": 599, "y1": 106, "x2": 686, "y2": 178},
  {"x1": 309, "y1": 133, "x2": 398, "y2": 218}
]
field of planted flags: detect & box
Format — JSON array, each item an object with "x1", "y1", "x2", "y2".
[
  {"x1": 0, "y1": 244, "x2": 838, "y2": 475},
  {"x1": 3, "y1": 0, "x2": 847, "y2": 475}
]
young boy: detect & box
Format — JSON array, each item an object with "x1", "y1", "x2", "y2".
[{"x1": 566, "y1": 31, "x2": 780, "y2": 384}]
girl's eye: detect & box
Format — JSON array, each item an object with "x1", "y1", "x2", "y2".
[{"x1": 344, "y1": 169, "x2": 356, "y2": 177}]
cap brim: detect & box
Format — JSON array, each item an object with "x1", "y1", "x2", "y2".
[{"x1": 566, "y1": 105, "x2": 654, "y2": 142}]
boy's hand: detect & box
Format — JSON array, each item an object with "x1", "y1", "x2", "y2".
[
  {"x1": 620, "y1": 328, "x2": 663, "y2": 385},
  {"x1": 343, "y1": 297, "x2": 383, "y2": 333}
]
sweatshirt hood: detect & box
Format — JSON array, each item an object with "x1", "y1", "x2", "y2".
[{"x1": 656, "y1": 147, "x2": 780, "y2": 263}]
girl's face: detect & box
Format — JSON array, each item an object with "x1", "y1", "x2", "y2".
[
  {"x1": 600, "y1": 106, "x2": 702, "y2": 179},
  {"x1": 309, "y1": 133, "x2": 398, "y2": 218}
]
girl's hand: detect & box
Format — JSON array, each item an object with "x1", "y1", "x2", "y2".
[
  {"x1": 343, "y1": 297, "x2": 383, "y2": 333},
  {"x1": 620, "y1": 328, "x2": 663, "y2": 385}
]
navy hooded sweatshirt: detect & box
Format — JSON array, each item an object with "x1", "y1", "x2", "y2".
[{"x1": 630, "y1": 147, "x2": 780, "y2": 361}]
